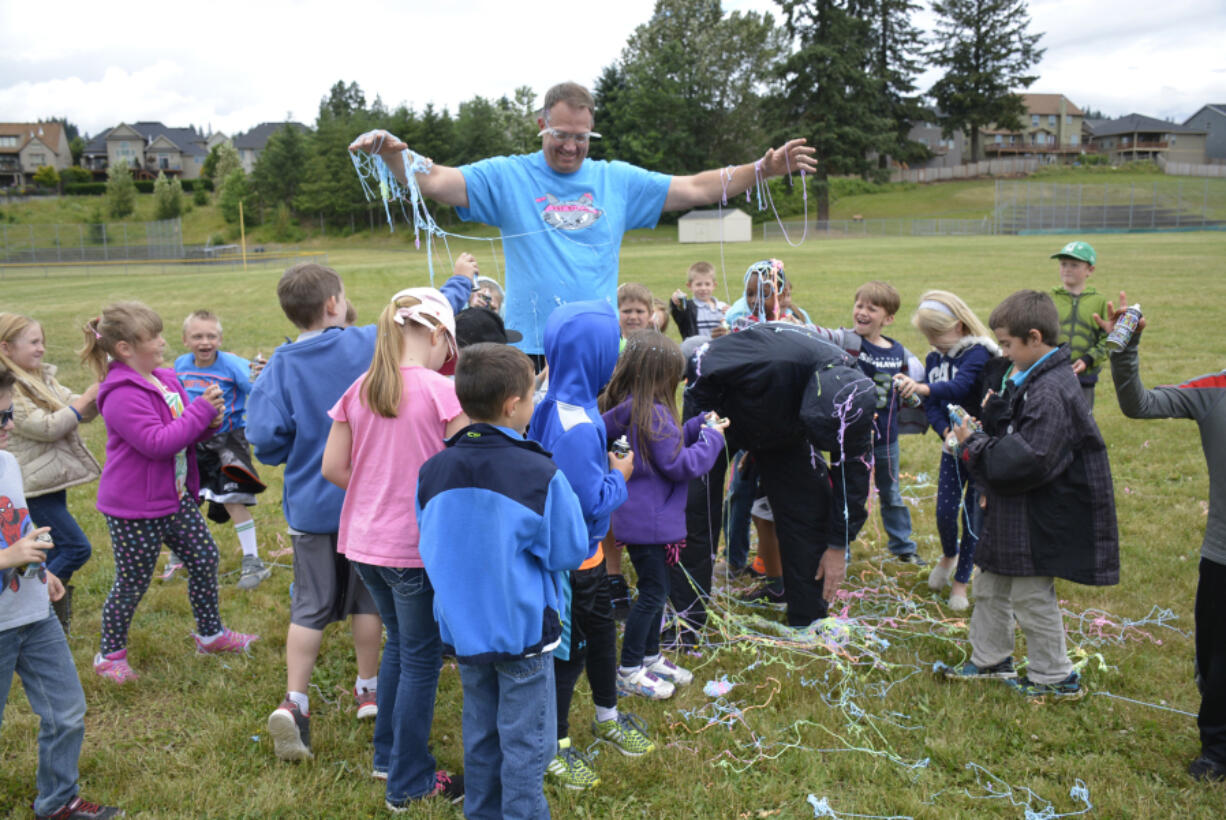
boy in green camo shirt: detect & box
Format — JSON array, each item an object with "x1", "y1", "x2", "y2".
[{"x1": 1049, "y1": 240, "x2": 1109, "y2": 409}]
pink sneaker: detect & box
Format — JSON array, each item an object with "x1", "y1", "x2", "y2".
[
  {"x1": 195, "y1": 628, "x2": 259, "y2": 654},
  {"x1": 94, "y1": 649, "x2": 138, "y2": 683},
  {"x1": 354, "y1": 687, "x2": 378, "y2": 720}
]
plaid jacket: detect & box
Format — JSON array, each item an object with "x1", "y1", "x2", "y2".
[{"x1": 962, "y1": 345, "x2": 1119, "y2": 585}]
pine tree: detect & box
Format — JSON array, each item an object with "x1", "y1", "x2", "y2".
[
  {"x1": 864, "y1": 0, "x2": 928, "y2": 167},
  {"x1": 928, "y1": 0, "x2": 1044, "y2": 161},
  {"x1": 775, "y1": 0, "x2": 896, "y2": 220},
  {"x1": 106, "y1": 160, "x2": 136, "y2": 218},
  {"x1": 153, "y1": 171, "x2": 181, "y2": 220},
  {"x1": 253, "y1": 124, "x2": 307, "y2": 212}
]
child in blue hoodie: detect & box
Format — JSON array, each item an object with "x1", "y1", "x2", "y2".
[{"x1": 527, "y1": 300, "x2": 646, "y2": 791}]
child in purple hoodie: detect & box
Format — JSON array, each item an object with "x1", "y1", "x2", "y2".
[
  {"x1": 600, "y1": 330, "x2": 728, "y2": 700},
  {"x1": 80, "y1": 302, "x2": 258, "y2": 683}
]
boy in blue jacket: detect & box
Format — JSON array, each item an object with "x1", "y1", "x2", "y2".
[
  {"x1": 527, "y1": 300, "x2": 645, "y2": 790},
  {"x1": 247, "y1": 262, "x2": 475, "y2": 763},
  {"x1": 417, "y1": 343, "x2": 588, "y2": 818}
]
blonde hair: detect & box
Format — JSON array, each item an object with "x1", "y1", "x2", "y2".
[
  {"x1": 363, "y1": 294, "x2": 441, "y2": 418},
  {"x1": 911, "y1": 290, "x2": 990, "y2": 345},
  {"x1": 183, "y1": 309, "x2": 221, "y2": 334},
  {"x1": 80, "y1": 301, "x2": 164, "y2": 381},
  {"x1": 686, "y1": 261, "x2": 715, "y2": 284},
  {"x1": 0, "y1": 313, "x2": 64, "y2": 411},
  {"x1": 617, "y1": 282, "x2": 652, "y2": 309}
]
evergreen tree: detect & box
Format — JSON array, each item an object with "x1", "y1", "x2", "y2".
[
  {"x1": 106, "y1": 160, "x2": 136, "y2": 218},
  {"x1": 153, "y1": 171, "x2": 182, "y2": 220},
  {"x1": 454, "y1": 96, "x2": 514, "y2": 164},
  {"x1": 218, "y1": 168, "x2": 255, "y2": 226},
  {"x1": 211, "y1": 143, "x2": 242, "y2": 188},
  {"x1": 864, "y1": 0, "x2": 928, "y2": 167},
  {"x1": 775, "y1": 0, "x2": 896, "y2": 220},
  {"x1": 928, "y1": 0, "x2": 1044, "y2": 161},
  {"x1": 253, "y1": 124, "x2": 308, "y2": 212},
  {"x1": 589, "y1": 64, "x2": 630, "y2": 162}
]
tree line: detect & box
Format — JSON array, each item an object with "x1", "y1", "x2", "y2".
[{"x1": 210, "y1": 0, "x2": 1046, "y2": 227}]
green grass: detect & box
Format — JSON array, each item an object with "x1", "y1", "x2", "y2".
[{"x1": 2, "y1": 232, "x2": 1225, "y2": 817}]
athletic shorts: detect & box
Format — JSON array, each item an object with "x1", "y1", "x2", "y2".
[{"x1": 289, "y1": 532, "x2": 378, "y2": 629}]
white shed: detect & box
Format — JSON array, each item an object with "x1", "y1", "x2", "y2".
[{"x1": 677, "y1": 208, "x2": 752, "y2": 243}]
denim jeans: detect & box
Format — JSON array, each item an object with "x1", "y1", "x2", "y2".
[
  {"x1": 0, "y1": 614, "x2": 86, "y2": 816},
  {"x1": 459, "y1": 653, "x2": 556, "y2": 820},
  {"x1": 621, "y1": 545, "x2": 670, "y2": 669},
  {"x1": 353, "y1": 563, "x2": 443, "y2": 803},
  {"x1": 873, "y1": 440, "x2": 917, "y2": 556},
  {"x1": 28, "y1": 491, "x2": 93, "y2": 583},
  {"x1": 723, "y1": 453, "x2": 755, "y2": 569}
]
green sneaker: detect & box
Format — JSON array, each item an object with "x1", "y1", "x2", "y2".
[
  {"x1": 592, "y1": 711, "x2": 655, "y2": 757},
  {"x1": 546, "y1": 737, "x2": 600, "y2": 790},
  {"x1": 1007, "y1": 671, "x2": 1085, "y2": 702}
]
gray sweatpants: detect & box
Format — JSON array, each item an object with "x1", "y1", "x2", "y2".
[{"x1": 969, "y1": 571, "x2": 1073, "y2": 684}]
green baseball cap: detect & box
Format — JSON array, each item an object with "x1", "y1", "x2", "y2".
[{"x1": 1051, "y1": 240, "x2": 1096, "y2": 265}]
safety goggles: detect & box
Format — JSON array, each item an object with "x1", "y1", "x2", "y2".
[{"x1": 537, "y1": 126, "x2": 601, "y2": 145}]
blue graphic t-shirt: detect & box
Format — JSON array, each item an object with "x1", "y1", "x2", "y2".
[
  {"x1": 174, "y1": 351, "x2": 252, "y2": 433},
  {"x1": 458, "y1": 151, "x2": 671, "y2": 354},
  {"x1": 0, "y1": 450, "x2": 49, "y2": 631}
]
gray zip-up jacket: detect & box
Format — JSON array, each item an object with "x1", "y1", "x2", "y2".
[{"x1": 1110, "y1": 338, "x2": 1226, "y2": 566}]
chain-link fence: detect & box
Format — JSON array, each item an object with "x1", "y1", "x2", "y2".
[
  {"x1": 0, "y1": 218, "x2": 184, "y2": 263},
  {"x1": 761, "y1": 217, "x2": 994, "y2": 240},
  {"x1": 993, "y1": 179, "x2": 1226, "y2": 234}
]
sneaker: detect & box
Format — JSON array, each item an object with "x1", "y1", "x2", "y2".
[
  {"x1": 195, "y1": 627, "x2": 259, "y2": 654},
  {"x1": 927, "y1": 562, "x2": 952, "y2": 590},
  {"x1": 236, "y1": 555, "x2": 271, "y2": 590},
  {"x1": 386, "y1": 771, "x2": 465, "y2": 811},
  {"x1": 268, "y1": 698, "x2": 312, "y2": 761},
  {"x1": 354, "y1": 687, "x2": 378, "y2": 720},
  {"x1": 739, "y1": 580, "x2": 785, "y2": 605},
  {"x1": 940, "y1": 657, "x2": 1018, "y2": 680},
  {"x1": 1188, "y1": 755, "x2": 1226, "y2": 782},
  {"x1": 372, "y1": 767, "x2": 388, "y2": 781},
  {"x1": 644, "y1": 654, "x2": 693, "y2": 687},
  {"x1": 546, "y1": 737, "x2": 600, "y2": 790},
  {"x1": 1007, "y1": 671, "x2": 1085, "y2": 702},
  {"x1": 949, "y1": 593, "x2": 970, "y2": 611},
  {"x1": 617, "y1": 666, "x2": 675, "y2": 700},
  {"x1": 608, "y1": 574, "x2": 631, "y2": 621},
  {"x1": 745, "y1": 555, "x2": 767, "y2": 578},
  {"x1": 93, "y1": 650, "x2": 137, "y2": 684},
  {"x1": 592, "y1": 712, "x2": 655, "y2": 757},
  {"x1": 159, "y1": 557, "x2": 184, "y2": 581},
  {"x1": 34, "y1": 796, "x2": 124, "y2": 819},
  {"x1": 895, "y1": 552, "x2": 928, "y2": 566}
]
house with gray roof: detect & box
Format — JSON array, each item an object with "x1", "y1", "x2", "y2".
[
  {"x1": 1088, "y1": 114, "x2": 1207, "y2": 164},
  {"x1": 231, "y1": 122, "x2": 308, "y2": 173},
  {"x1": 1184, "y1": 104, "x2": 1226, "y2": 162},
  {"x1": 81, "y1": 122, "x2": 211, "y2": 180}
]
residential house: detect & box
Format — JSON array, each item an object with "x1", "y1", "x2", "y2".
[
  {"x1": 81, "y1": 122, "x2": 211, "y2": 180},
  {"x1": 980, "y1": 93, "x2": 1085, "y2": 162},
  {"x1": 1088, "y1": 114, "x2": 1207, "y2": 164},
  {"x1": 0, "y1": 122, "x2": 72, "y2": 186},
  {"x1": 231, "y1": 122, "x2": 309, "y2": 174},
  {"x1": 905, "y1": 115, "x2": 967, "y2": 168},
  {"x1": 1184, "y1": 104, "x2": 1226, "y2": 162}
]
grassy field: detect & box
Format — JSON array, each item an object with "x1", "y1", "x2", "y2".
[{"x1": 1, "y1": 231, "x2": 1224, "y2": 817}]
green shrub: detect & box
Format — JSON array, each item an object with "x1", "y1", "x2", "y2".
[
  {"x1": 64, "y1": 182, "x2": 107, "y2": 195},
  {"x1": 60, "y1": 166, "x2": 93, "y2": 184}
]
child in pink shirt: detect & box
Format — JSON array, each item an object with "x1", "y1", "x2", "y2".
[{"x1": 321, "y1": 287, "x2": 469, "y2": 808}]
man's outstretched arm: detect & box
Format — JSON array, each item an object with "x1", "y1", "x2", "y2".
[
  {"x1": 663, "y1": 138, "x2": 817, "y2": 212},
  {"x1": 349, "y1": 130, "x2": 469, "y2": 209}
]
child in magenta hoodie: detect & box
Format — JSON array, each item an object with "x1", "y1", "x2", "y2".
[
  {"x1": 81, "y1": 301, "x2": 257, "y2": 683},
  {"x1": 600, "y1": 330, "x2": 727, "y2": 700}
]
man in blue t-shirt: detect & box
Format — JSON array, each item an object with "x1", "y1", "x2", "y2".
[{"x1": 352, "y1": 82, "x2": 817, "y2": 356}]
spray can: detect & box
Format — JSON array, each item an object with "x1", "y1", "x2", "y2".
[
  {"x1": 611, "y1": 435, "x2": 631, "y2": 458},
  {"x1": 892, "y1": 373, "x2": 922, "y2": 408},
  {"x1": 1105, "y1": 304, "x2": 1143, "y2": 352}
]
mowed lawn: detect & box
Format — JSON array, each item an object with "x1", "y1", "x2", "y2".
[{"x1": 1, "y1": 230, "x2": 1224, "y2": 818}]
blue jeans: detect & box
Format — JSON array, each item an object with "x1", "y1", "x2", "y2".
[
  {"x1": 459, "y1": 654, "x2": 556, "y2": 820},
  {"x1": 28, "y1": 491, "x2": 92, "y2": 583},
  {"x1": 353, "y1": 563, "x2": 442, "y2": 803},
  {"x1": 621, "y1": 544, "x2": 669, "y2": 669},
  {"x1": 873, "y1": 440, "x2": 917, "y2": 556},
  {"x1": 723, "y1": 453, "x2": 755, "y2": 569},
  {"x1": 0, "y1": 614, "x2": 86, "y2": 816}
]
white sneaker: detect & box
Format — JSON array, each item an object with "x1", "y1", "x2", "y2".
[
  {"x1": 927, "y1": 563, "x2": 952, "y2": 591},
  {"x1": 644, "y1": 654, "x2": 693, "y2": 687},
  {"x1": 949, "y1": 593, "x2": 970, "y2": 611},
  {"x1": 616, "y1": 666, "x2": 675, "y2": 700}
]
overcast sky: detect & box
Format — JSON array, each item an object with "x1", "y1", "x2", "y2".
[{"x1": 1, "y1": 0, "x2": 1222, "y2": 139}]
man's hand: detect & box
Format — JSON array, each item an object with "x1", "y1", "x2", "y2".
[
  {"x1": 0, "y1": 526, "x2": 52, "y2": 570},
  {"x1": 609, "y1": 450, "x2": 635, "y2": 481},
  {"x1": 815, "y1": 547, "x2": 846, "y2": 603},
  {"x1": 761, "y1": 138, "x2": 817, "y2": 178},
  {"x1": 1093, "y1": 290, "x2": 1147, "y2": 335}
]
